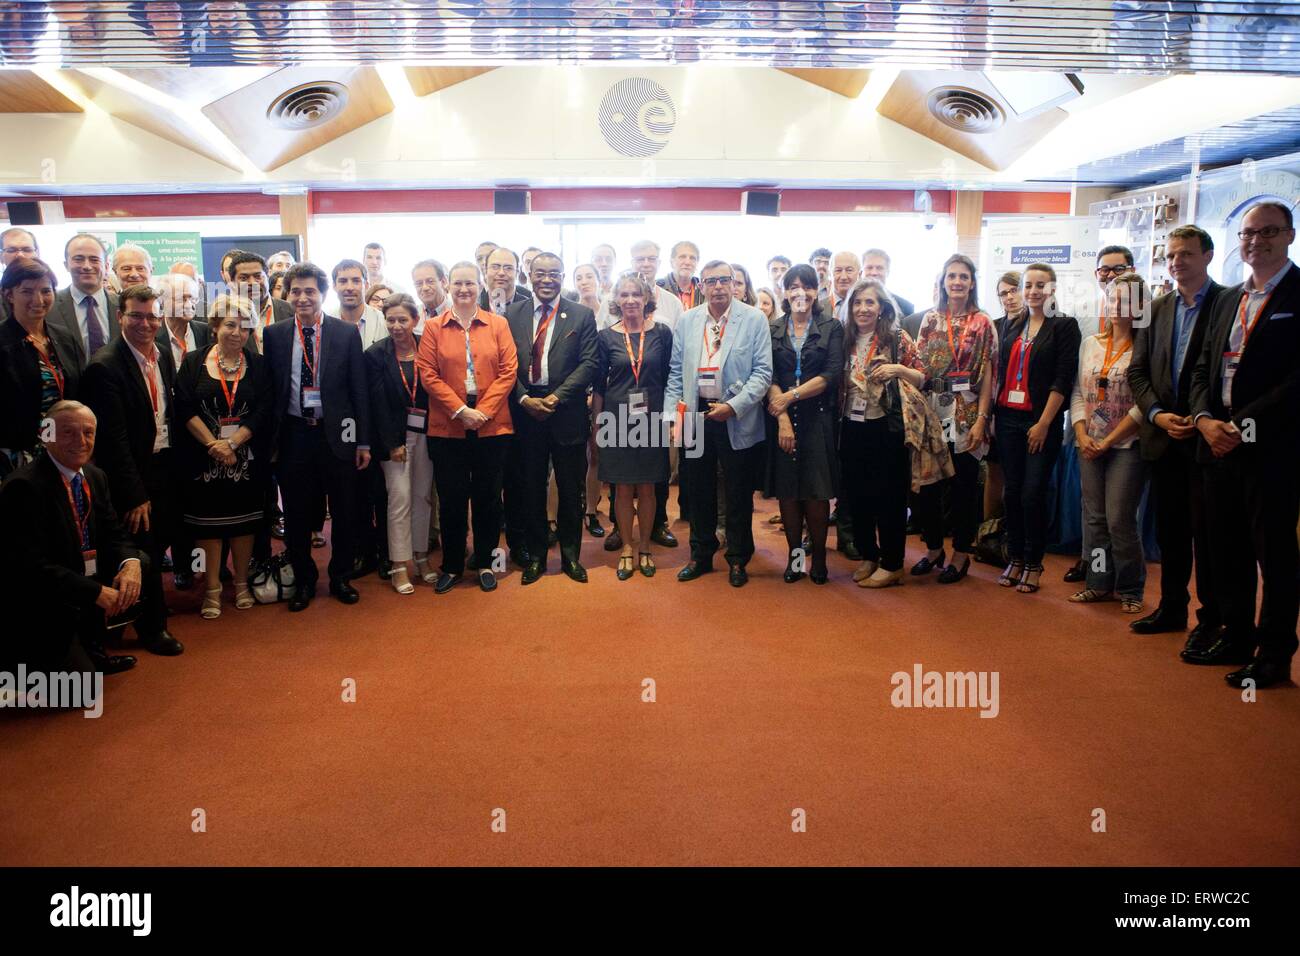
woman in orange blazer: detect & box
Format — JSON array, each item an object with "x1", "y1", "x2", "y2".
[{"x1": 415, "y1": 261, "x2": 519, "y2": 593}]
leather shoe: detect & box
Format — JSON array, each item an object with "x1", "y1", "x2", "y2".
[
  {"x1": 562, "y1": 560, "x2": 588, "y2": 583},
  {"x1": 603, "y1": 528, "x2": 623, "y2": 552},
  {"x1": 1130, "y1": 607, "x2": 1187, "y2": 634},
  {"x1": 728, "y1": 564, "x2": 749, "y2": 588},
  {"x1": 1182, "y1": 632, "x2": 1255, "y2": 666},
  {"x1": 521, "y1": 560, "x2": 544, "y2": 585},
  {"x1": 651, "y1": 524, "x2": 678, "y2": 548},
  {"x1": 677, "y1": 560, "x2": 713, "y2": 582},
  {"x1": 466, "y1": 552, "x2": 479, "y2": 571},
  {"x1": 839, "y1": 539, "x2": 862, "y2": 561},
  {"x1": 1225, "y1": 658, "x2": 1291, "y2": 689},
  {"x1": 1063, "y1": 559, "x2": 1086, "y2": 583},
  {"x1": 271, "y1": 517, "x2": 285, "y2": 539},
  {"x1": 478, "y1": 569, "x2": 497, "y2": 592},
  {"x1": 434, "y1": 572, "x2": 460, "y2": 594},
  {"x1": 1180, "y1": 622, "x2": 1222, "y2": 658},
  {"x1": 910, "y1": 549, "x2": 945, "y2": 576},
  {"x1": 142, "y1": 631, "x2": 184, "y2": 656},
  {"x1": 95, "y1": 652, "x2": 137, "y2": 674},
  {"x1": 288, "y1": 587, "x2": 315, "y2": 612},
  {"x1": 329, "y1": 580, "x2": 360, "y2": 604},
  {"x1": 586, "y1": 514, "x2": 606, "y2": 538},
  {"x1": 172, "y1": 570, "x2": 193, "y2": 590},
  {"x1": 351, "y1": 556, "x2": 378, "y2": 579},
  {"x1": 510, "y1": 548, "x2": 532, "y2": 571}
]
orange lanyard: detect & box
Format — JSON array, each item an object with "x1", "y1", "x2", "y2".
[
  {"x1": 622, "y1": 325, "x2": 647, "y2": 386},
  {"x1": 944, "y1": 308, "x2": 971, "y2": 368},
  {"x1": 26, "y1": 335, "x2": 65, "y2": 397},
  {"x1": 1236, "y1": 288, "x2": 1274, "y2": 350},
  {"x1": 1096, "y1": 335, "x2": 1130, "y2": 400},
  {"x1": 854, "y1": 333, "x2": 880, "y2": 375},
  {"x1": 395, "y1": 352, "x2": 418, "y2": 404},
  {"x1": 60, "y1": 472, "x2": 92, "y2": 549},
  {"x1": 213, "y1": 348, "x2": 244, "y2": 415},
  {"x1": 295, "y1": 318, "x2": 321, "y2": 384},
  {"x1": 140, "y1": 351, "x2": 160, "y2": 414}
]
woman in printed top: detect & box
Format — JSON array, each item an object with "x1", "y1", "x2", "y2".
[
  {"x1": 838, "y1": 278, "x2": 926, "y2": 589},
  {"x1": 910, "y1": 254, "x2": 997, "y2": 584},
  {"x1": 1069, "y1": 273, "x2": 1149, "y2": 614},
  {"x1": 994, "y1": 262, "x2": 1082, "y2": 594}
]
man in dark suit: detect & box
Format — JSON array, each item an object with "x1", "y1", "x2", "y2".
[
  {"x1": 263, "y1": 262, "x2": 372, "y2": 611},
  {"x1": 229, "y1": 250, "x2": 294, "y2": 353},
  {"x1": 504, "y1": 252, "x2": 599, "y2": 584},
  {"x1": 1190, "y1": 201, "x2": 1300, "y2": 689},
  {"x1": 1127, "y1": 225, "x2": 1224, "y2": 652},
  {"x1": 479, "y1": 246, "x2": 531, "y2": 314},
  {"x1": 0, "y1": 226, "x2": 40, "y2": 324},
  {"x1": 0, "y1": 400, "x2": 142, "y2": 676},
  {"x1": 48, "y1": 233, "x2": 115, "y2": 370},
  {"x1": 79, "y1": 284, "x2": 184, "y2": 657}
]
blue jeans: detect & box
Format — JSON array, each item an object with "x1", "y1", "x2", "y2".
[{"x1": 1079, "y1": 445, "x2": 1148, "y2": 601}]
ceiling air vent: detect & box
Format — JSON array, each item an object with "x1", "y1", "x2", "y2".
[
  {"x1": 266, "y1": 81, "x2": 349, "y2": 130},
  {"x1": 926, "y1": 87, "x2": 1005, "y2": 134}
]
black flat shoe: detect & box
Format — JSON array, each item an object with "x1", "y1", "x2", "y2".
[
  {"x1": 1226, "y1": 658, "x2": 1291, "y2": 689},
  {"x1": 95, "y1": 653, "x2": 137, "y2": 674},
  {"x1": 478, "y1": 570, "x2": 497, "y2": 592},
  {"x1": 141, "y1": 631, "x2": 184, "y2": 656},
  {"x1": 1063, "y1": 559, "x2": 1086, "y2": 583},
  {"x1": 434, "y1": 572, "x2": 461, "y2": 594},
  {"x1": 936, "y1": 557, "x2": 970, "y2": 584},
  {"x1": 329, "y1": 580, "x2": 360, "y2": 604},
  {"x1": 617, "y1": 555, "x2": 635, "y2": 581},
  {"x1": 910, "y1": 549, "x2": 945, "y2": 576},
  {"x1": 677, "y1": 560, "x2": 713, "y2": 582},
  {"x1": 840, "y1": 540, "x2": 863, "y2": 562},
  {"x1": 638, "y1": 552, "x2": 655, "y2": 578},
  {"x1": 563, "y1": 560, "x2": 588, "y2": 583},
  {"x1": 1130, "y1": 608, "x2": 1187, "y2": 634},
  {"x1": 651, "y1": 524, "x2": 678, "y2": 548},
  {"x1": 586, "y1": 514, "x2": 605, "y2": 538},
  {"x1": 521, "y1": 560, "x2": 544, "y2": 585},
  {"x1": 809, "y1": 567, "x2": 828, "y2": 585},
  {"x1": 172, "y1": 570, "x2": 193, "y2": 590},
  {"x1": 289, "y1": 588, "x2": 315, "y2": 612},
  {"x1": 510, "y1": 548, "x2": 531, "y2": 571},
  {"x1": 604, "y1": 528, "x2": 623, "y2": 552},
  {"x1": 728, "y1": 564, "x2": 749, "y2": 588},
  {"x1": 783, "y1": 553, "x2": 805, "y2": 583}
]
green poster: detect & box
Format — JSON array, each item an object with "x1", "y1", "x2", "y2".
[{"x1": 114, "y1": 231, "x2": 202, "y2": 273}]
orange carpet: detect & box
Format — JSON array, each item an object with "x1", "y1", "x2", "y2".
[{"x1": 3, "y1": 499, "x2": 1298, "y2": 867}]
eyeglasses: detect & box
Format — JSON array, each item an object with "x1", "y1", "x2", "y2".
[
  {"x1": 486, "y1": 263, "x2": 514, "y2": 273},
  {"x1": 701, "y1": 276, "x2": 733, "y2": 287},
  {"x1": 3, "y1": 245, "x2": 36, "y2": 256},
  {"x1": 1238, "y1": 226, "x2": 1286, "y2": 240},
  {"x1": 1095, "y1": 264, "x2": 1132, "y2": 277},
  {"x1": 531, "y1": 270, "x2": 563, "y2": 281},
  {"x1": 122, "y1": 310, "x2": 157, "y2": 322}
]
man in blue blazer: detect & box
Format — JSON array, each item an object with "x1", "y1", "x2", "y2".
[
  {"x1": 264, "y1": 263, "x2": 372, "y2": 611},
  {"x1": 665, "y1": 259, "x2": 773, "y2": 587}
]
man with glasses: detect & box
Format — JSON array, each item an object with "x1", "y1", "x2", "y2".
[
  {"x1": 1190, "y1": 202, "x2": 1299, "y2": 689},
  {"x1": 0, "y1": 226, "x2": 39, "y2": 323},
  {"x1": 479, "y1": 247, "x2": 530, "y2": 314},
  {"x1": 666, "y1": 260, "x2": 773, "y2": 587}
]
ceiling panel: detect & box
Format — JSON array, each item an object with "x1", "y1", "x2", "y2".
[
  {"x1": 0, "y1": 2, "x2": 1297, "y2": 75},
  {"x1": 0, "y1": 69, "x2": 82, "y2": 112}
]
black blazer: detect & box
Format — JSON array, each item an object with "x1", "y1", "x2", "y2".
[
  {"x1": 1190, "y1": 262, "x2": 1300, "y2": 462},
  {"x1": 769, "y1": 310, "x2": 844, "y2": 411},
  {"x1": 365, "y1": 335, "x2": 427, "y2": 461},
  {"x1": 479, "y1": 286, "x2": 531, "y2": 312},
  {"x1": 263, "y1": 314, "x2": 371, "y2": 461},
  {"x1": 1127, "y1": 280, "x2": 1224, "y2": 461},
  {"x1": 80, "y1": 335, "x2": 178, "y2": 512},
  {"x1": 994, "y1": 312, "x2": 1081, "y2": 449},
  {"x1": 506, "y1": 295, "x2": 599, "y2": 446},
  {"x1": 47, "y1": 286, "x2": 119, "y2": 371},
  {"x1": 156, "y1": 318, "x2": 212, "y2": 357},
  {"x1": 0, "y1": 317, "x2": 82, "y2": 454},
  {"x1": 0, "y1": 456, "x2": 141, "y2": 668}
]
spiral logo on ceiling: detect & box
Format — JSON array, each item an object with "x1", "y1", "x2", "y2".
[{"x1": 598, "y1": 78, "x2": 676, "y2": 158}]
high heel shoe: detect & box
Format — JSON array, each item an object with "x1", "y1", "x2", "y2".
[
  {"x1": 234, "y1": 584, "x2": 254, "y2": 609},
  {"x1": 937, "y1": 556, "x2": 970, "y2": 584},
  {"x1": 809, "y1": 565, "x2": 829, "y2": 585},
  {"x1": 910, "y1": 548, "x2": 945, "y2": 575},
  {"x1": 998, "y1": 561, "x2": 1024, "y2": 588},
  {"x1": 391, "y1": 567, "x2": 415, "y2": 595},
  {"x1": 201, "y1": 586, "x2": 222, "y2": 620},
  {"x1": 414, "y1": 557, "x2": 437, "y2": 584},
  {"x1": 1017, "y1": 564, "x2": 1044, "y2": 593},
  {"x1": 783, "y1": 551, "x2": 805, "y2": 583}
]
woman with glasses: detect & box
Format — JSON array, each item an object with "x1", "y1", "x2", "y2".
[{"x1": 995, "y1": 263, "x2": 1081, "y2": 594}]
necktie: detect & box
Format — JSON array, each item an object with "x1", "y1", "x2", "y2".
[
  {"x1": 71, "y1": 473, "x2": 90, "y2": 549},
  {"x1": 85, "y1": 294, "x2": 105, "y2": 354},
  {"x1": 301, "y1": 326, "x2": 316, "y2": 416},
  {"x1": 531, "y1": 302, "x2": 552, "y2": 384}
]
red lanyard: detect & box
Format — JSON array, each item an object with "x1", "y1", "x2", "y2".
[
  {"x1": 702, "y1": 313, "x2": 728, "y2": 362},
  {"x1": 213, "y1": 348, "x2": 244, "y2": 415},
  {"x1": 944, "y1": 308, "x2": 972, "y2": 368},
  {"x1": 26, "y1": 334, "x2": 65, "y2": 397},
  {"x1": 622, "y1": 325, "x2": 647, "y2": 386},
  {"x1": 60, "y1": 472, "x2": 92, "y2": 549},
  {"x1": 295, "y1": 318, "x2": 322, "y2": 384},
  {"x1": 140, "y1": 350, "x2": 160, "y2": 414},
  {"x1": 395, "y1": 352, "x2": 418, "y2": 404},
  {"x1": 1236, "y1": 288, "x2": 1274, "y2": 350}
]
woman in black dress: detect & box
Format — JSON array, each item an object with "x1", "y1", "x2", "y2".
[
  {"x1": 765, "y1": 264, "x2": 843, "y2": 584},
  {"x1": 173, "y1": 293, "x2": 270, "y2": 619},
  {"x1": 593, "y1": 273, "x2": 672, "y2": 580}
]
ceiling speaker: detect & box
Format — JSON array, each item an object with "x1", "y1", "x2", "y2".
[
  {"x1": 6, "y1": 200, "x2": 64, "y2": 225},
  {"x1": 741, "y1": 191, "x2": 780, "y2": 217},
  {"x1": 267, "y1": 81, "x2": 350, "y2": 130},
  {"x1": 494, "y1": 191, "x2": 530, "y2": 215},
  {"x1": 925, "y1": 87, "x2": 1006, "y2": 134}
]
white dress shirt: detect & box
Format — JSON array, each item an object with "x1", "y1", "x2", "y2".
[
  {"x1": 528, "y1": 294, "x2": 561, "y2": 387},
  {"x1": 73, "y1": 287, "x2": 111, "y2": 356},
  {"x1": 123, "y1": 338, "x2": 170, "y2": 452},
  {"x1": 165, "y1": 321, "x2": 196, "y2": 369}
]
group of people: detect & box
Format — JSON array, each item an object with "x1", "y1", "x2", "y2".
[{"x1": 0, "y1": 200, "x2": 1296, "y2": 691}]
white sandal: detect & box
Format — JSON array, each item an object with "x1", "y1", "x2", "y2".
[
  {"x1": 201, "y1": 586, "x2": 222, "y2": 619},
  {"x1": 391, "y1": 567, "x2": 415, "y2": 595}
]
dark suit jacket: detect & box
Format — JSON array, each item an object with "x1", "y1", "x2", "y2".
[
  {"x1": 365, "y1": 335, "x2": 425, "y2": 461},
  {"x1": 1128, "y1": 280, "x2": 1224, "y2": 461},
  {"x1": 47, "y1": 286, "x2": 118, "y2": 371},
  {"x1": 506, "y1": 296, "x2": 599, "y2": 446},
  {"x1": 0, "y1": 317, "x2": 82, "y2": 454},
  {"x1": 0, "y1": 293, "x2": 11, "y2": 325},
  {"x1": 1190, "y1": 262, "x2": 1300, "y2": 463},
  {"x1": 264, "y1": 314, "x2": 371, "y2": 461},
  {"x1": 479, "y1": 287, "x2": 531, "y2": 312},
  {"x1": 156, "y1": 318, "x2": 212, "y2": 356},
  {"x1": 271, "y1": 298, "x2": 294, "y2": 324},
  {"x1": 994, "y1": 312, "x2": 1081, "y2": 450},
  {"x1": 0, "y1": 456, "x2": 141, "y2": 668},
  {"x1": 79, "y1": 336, "x2": 178, "y2": 512}
]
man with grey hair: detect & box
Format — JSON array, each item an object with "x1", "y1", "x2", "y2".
[
  {"x1": 597, "y1": 240, "x2": 683, "y2": 332},
  {"x1": 154, "y1": 272, "x2": 211, "y2": 370},
  {"x1": 862, "y1": 247, "x2": 915, "y2": 317},
  {"x1": 111, "y1": 242, "x2": 153, "y2": 290}
]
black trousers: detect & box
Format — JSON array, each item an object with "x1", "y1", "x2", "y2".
[
  {"x1": 1204, "y1": 453, "x2": 1298, "y2": 660},
  {"x1": 1150, "y1": 448, "x2": 1218, "y2": 627},
  {"x1": 682, "y1": 412, "x2": 762, "y2": 566},
  {"x1": 277, "y1": 419, "x2": 360, "y2": 590},
  {"x1": 999, "y1": 414, "x2": 1060, "y2": 566},
  {"x1": 515, "y1": 399, "x2": 586, "y2": 565},
  {"x1": 917, "y1": 443, "x2": 979, "y2": 554},
  {"x1": 358, "y1": 456, "x2": 389, "y2": 565},
  {"x1": 429, "y1": 433, "x2": 510, "y2": 576},
  {"x1": 130, "y1": 449, "x2": 176, "y2": 637},
  {"x1": 841, "y1": 417, "x2": 909, "y2": 571}
]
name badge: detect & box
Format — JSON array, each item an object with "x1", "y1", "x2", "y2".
[
  {"x1": 947, "y1": 371, "x2": 971, "y2": 393},
  {"x1": 154, "y1": 421, "x2": 169, "y2": 450},
  {"x1": 1221, "y1": 351, "x2": 1240, "y2": 406},
  {"x1": 698, "y1": 366, "x2": 720, "y2": 398},
  {"x1": 82, "y1": 548, "x2": 97, "y2": 578},
  {"x1": 1007, "y1": 389, "x2": 1028, "y2": 407},
  {"x1": 219, "y1": 417, "x2": 240, "y2": 440},
  {"x1": 302, "y1": 386, "x2": 322, "y2": 409},
  {"x1": 627, "y1": 390, "x2": 648, "y2": 416},
  {"x1": 849, "y1": 396, "x2": 867, "y2": 422},
  {"x1": 406, "y1": 407, "x2": 427, "y2": 431}
]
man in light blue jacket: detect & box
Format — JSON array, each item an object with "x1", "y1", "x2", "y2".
[{"x1": 665, "y1": 259, "x2": 773, "y2": 587}]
